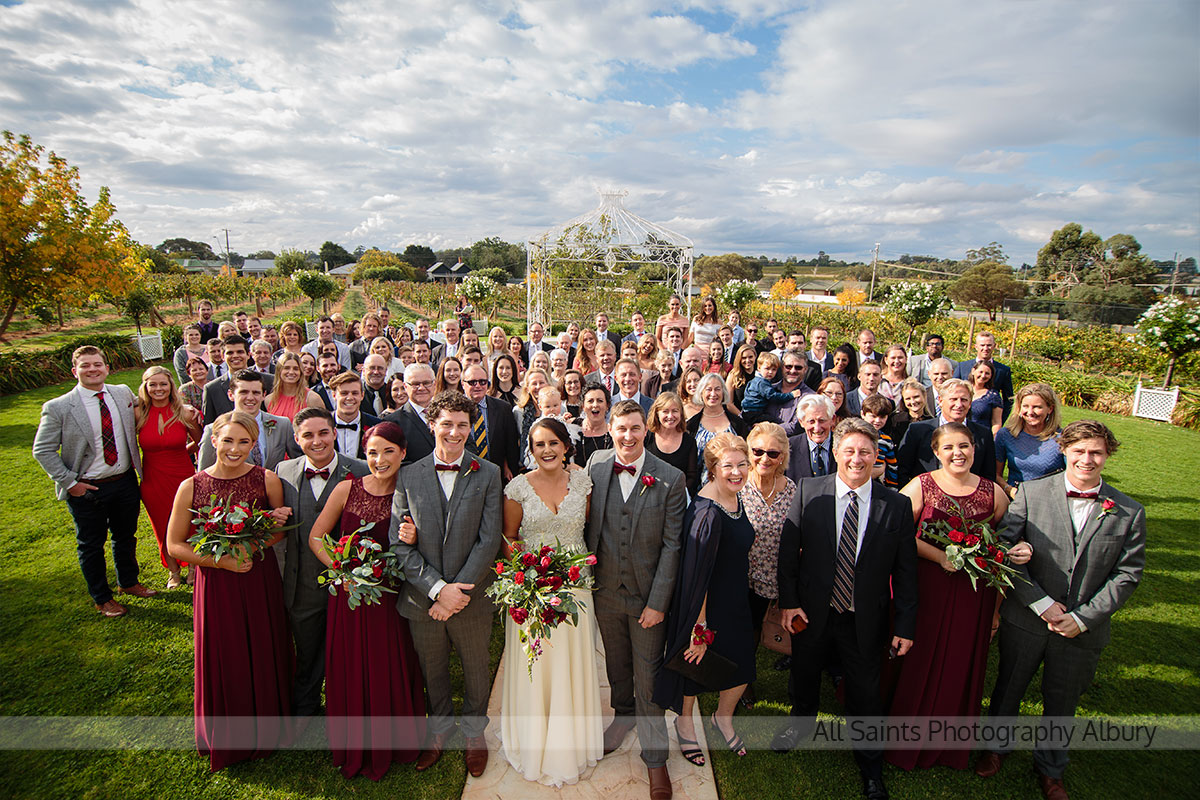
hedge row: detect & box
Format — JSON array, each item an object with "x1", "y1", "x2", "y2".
[{"x1": 0, "y1": 335, "x2": 144, "y2": 396}]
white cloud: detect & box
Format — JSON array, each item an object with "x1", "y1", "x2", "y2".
[{"x1": 956, "y1": 150, "x2": 1029, "y2": 174}]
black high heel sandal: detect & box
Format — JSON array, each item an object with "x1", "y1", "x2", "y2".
[
  {"x1": 710, "y1": 714, "x2": 746, "y2": 757},
  {"x1": 674, "y1": 717, "x2": 706, "y2": 766}
]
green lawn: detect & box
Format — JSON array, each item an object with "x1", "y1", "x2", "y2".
[{"x1": 1, "y1": 373, "x2": 1197, "y2": 798}]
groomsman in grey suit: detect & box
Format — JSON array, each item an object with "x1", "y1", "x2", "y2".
[
  {"x1": 197, "y1": 370, "x2": 299, "y2": 470},
  {"x1": 33, "y1": 345, "x2": 155, "y2": 617},
  {"x1": 390, "y1": 391, "x2": 502, "y2": 778},
  {"x1": 276, "y1": 407, "x2": 370, "y2": 717},
  {"x1": 976, "y1": 420, "x2": 1146, "y2": 800},
  {"x1": 586, "y1": 399, "x2": 687, "y2": 800}
]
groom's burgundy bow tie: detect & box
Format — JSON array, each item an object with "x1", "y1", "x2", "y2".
[
  {"x1": 304, "y1": 468, "x2": 330, "y2": 479},
  {"x1": 613, "y1": 463, "x2": 636, "y2": 475},
  {"x1": 435, "y1": 463, "x2": 461, "y2": 472},
  {"x1": 1066, "y1": 490, "x2": 1098, "y2": 499}
]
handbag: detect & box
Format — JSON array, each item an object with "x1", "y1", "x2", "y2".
[
  {"x1": 664, "y1": 648, "x2": 738, "y2": 691},
  {"x1": 761, "y1": 600, "x2": 806, "y2": 655}
]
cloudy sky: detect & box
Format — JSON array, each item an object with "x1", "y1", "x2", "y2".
[{"x1": 2, "y1": 0, "x2": 1196, "y2": 265}]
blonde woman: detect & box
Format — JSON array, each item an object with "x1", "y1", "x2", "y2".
[
  {"x1": 642, "y1": 349, "x2": 675, "y2": 400},
  {"x1": 636, "y1": 333, "x2": 660, "y2": 372},
  {"x1": 994, "y1": 383, "x2": 1065, "y2": 496},
  {"x1": 889, "y1": 377, "x2": 933, "y2": 444},
  {"x1": 368, "y1": 335, "x2": 404, "y2": 380},
  {"x1": 573, "y1": 328, "x2": 600, "y2": 374},
  {"x1": 136, "y1": 365, "x2": 202, "y2": 588},
  {"x1": 485, "y1": 326, "x2": 509, "y2": 365},
  {"x1": 513, "y1": 367, "x2": 551, "y2": 460},
  {"x1": 265, "y1": 352, "x2": 324, "y2": 421}
]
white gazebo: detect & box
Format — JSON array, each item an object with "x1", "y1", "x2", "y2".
[{"x1": 526, "y1": 190, "x2": 694, "y2": 330}]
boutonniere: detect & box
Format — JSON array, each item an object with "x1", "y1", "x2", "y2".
[
  {"x1": 639, "y1": 474, "x2": 656, "y2": 496},
  {"x1": 264, "y1": 419, "x2": 277, "y2": 432},
  {"x1": 468, "y1": 459, "x2": 480, "y2": 473},
  {"x1": 1099, "y1": 498, "x2": 1116, "y2": 518}
]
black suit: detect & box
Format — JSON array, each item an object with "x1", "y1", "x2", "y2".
[
  {"x1": 335, "y1": 411, "x2": 381, "y2": 459},
  {"x1": 896, "y1": 417, "x2": 996, "y2": 487},
  {"x1": 311, "y1": 382, "x2": 334, "y2": 411},
  {"x1": 465, "y1": 396, "x2": 520, "y2": 480},
  {"x1": 362, "y1": 383, "x2": 389, "y2": 418},
  {"x1": 802, "y1": 361, "x2": 825, "y2": 392},
  {"x1": 430, "y1": 341, "x2": 461, "y2": 369},
  {"x1": 385, "y1": 403, "x2": 436, "y2": 465},
  {"x1": 784, "y1": 434, "x2": 834, "y2": 483},
  {"x1": 777, "y1": 474, "x2": 917, "y2": 782},
  {"x1": 201, "y1": 372, "x2": 274, "y2": 424}
]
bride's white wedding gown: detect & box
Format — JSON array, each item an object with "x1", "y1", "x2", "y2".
[{"x1": 500, "y1": 468, "x2": 604, "y2": 786}]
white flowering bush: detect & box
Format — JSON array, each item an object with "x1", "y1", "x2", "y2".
[
  {"x1": 883, "y1": 282, "x2": 951, "y2": 349},
  {"x1": 460, "y1": 272, "x2": 499, "y2": 307},
  {"x1": 1133, "y1": 296, "x2": 1200, "y2": 386},
  {"x1": 715, "y1": 278, "x2": 760, "y2": 312}
]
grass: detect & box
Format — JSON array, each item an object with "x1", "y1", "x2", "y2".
[{"x1": 2, "y1": 375, "x2": 1197, "y2": 798}]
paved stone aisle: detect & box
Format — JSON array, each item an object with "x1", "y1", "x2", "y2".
[{"x1": 462, "y1": 641, "x2": 719, "y2": 800}]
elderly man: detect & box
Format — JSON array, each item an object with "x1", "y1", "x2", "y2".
[
  {"x1": 908, "y1": 333, "x2": 956, "y2": 386},
  {"x1": 896, "y1": 378, "x2": 996, "y2": 486},
  {"x1": 361, "y1": 353, "x2": 391, "y2": 417},
  {"x1": 955, "y1": 331, "x2": 1014, "y2": 419},
  {"x1": 784, "y1": 394, "x2": 837, "y2": 483},
  {"x1": 845, "y1": 360, "x2": 882, "y2": 417},
  {"x1": 431, "y1": 319, "x2": 462, "y2": 367},
  {"x1": 664, "y1": 346, "x2": 706, "y2": 393},
  {"x1": 385, "y1": 363, "x2": 437, "y2": 464},
  {"x1": 526, "y1": 321, "x2": 554, "y2": 363},
  {"x1": 461, "y1": 363, "x2": 520, "y2": 480},
  {"x1": 301, "y1": 316, "x2": 353, "y2": 372},
  {"x1": 587, "y1": 340, "x2": 619, "y2": 394},
  {"x1": 556, "y1": 331, "x2": 577, "y2": 367},
  {"x1": 926, "y1": 357, "x2": 954, "y2": 415}
]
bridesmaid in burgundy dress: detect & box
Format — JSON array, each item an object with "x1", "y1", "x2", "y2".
[
  {"x1": 166, "y1": 411, "x2": 295, "y2": 771},
  {"x1": 886, "y1": 422, "x2": 1028, "y2": 770},
  {"x1": 136, "y1": 366, "x2": 201, "y2": 589},
  {"x1": 308, "y1": 420, "x2": 425, "y2": 780}
]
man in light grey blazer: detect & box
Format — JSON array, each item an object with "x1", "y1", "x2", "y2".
[
  {"x1": 276, "y1": 407, "x2": 370, "y2": 717},
  {"x1": 389, "y1": 391, "x2": 502, "y2": 778},
  {"x1": 907, "y1": 333, "x2": 956, "y2": 386},
  {"x1": 197, "y1": 370, "x2": 299, "y2": 470},
  {"x1": 976, "y1": 420, "x2": 1146, "y2": 800},
  {"x1": 33, "y1": 345, "x2": 154, "y2": 617},
  {"x1": 586, "y1": 399, "x2": 686, "y2": 800}
]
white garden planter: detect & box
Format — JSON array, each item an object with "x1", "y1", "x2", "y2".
[{"x1": 1132, "y1": 382, "x2": 1178, "y2": 423}]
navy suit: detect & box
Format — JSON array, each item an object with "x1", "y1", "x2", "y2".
[{"x1": 896, "y1": 417, "x2": 996, "y2": 487}]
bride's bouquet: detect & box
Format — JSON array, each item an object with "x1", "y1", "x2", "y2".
[
  {"x1": 315, "y1": 522, "x2": 405, "y2": 610},
  {"x1": 919, "y1": 500, "x2": 1026, "y2": 594},
  {"x1": 487, "y1": 540, "x2": 596, "y2": 677},
  {"x1": 188, "y1": 495, "x2": 281, "y2": 566}
]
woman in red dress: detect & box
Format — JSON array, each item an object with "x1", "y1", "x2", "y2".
[
  {"x1": 165, "y1": 411, "x2": 295, "y2": 771},
  {"x1": 136, "y1": 366, "x2": 201, "y2": 589},
  {"x1": 308, "y1": 421, "x2": 426, "y2": 780},
  {"x1": 886, "y1": 422, "x2": 1029, "y2": 770}
]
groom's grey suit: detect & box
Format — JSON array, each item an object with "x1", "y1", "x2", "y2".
[
  {"x1": 585, "y1": 448, "x2": 686, "y2": 768},
  {"x1": 390, "y1": 453, "x2": 502, "y2": 738}
]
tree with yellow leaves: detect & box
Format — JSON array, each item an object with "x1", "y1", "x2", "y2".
[
  {"x1": 0, "y1": 131, "x2": 144, "y2": 340},
  {"x1": 837, "y1": 283, "x2": 866, "y2": 309},
  {"x1": 770, "y1": 277, "x2": 798, "y2": 300}
]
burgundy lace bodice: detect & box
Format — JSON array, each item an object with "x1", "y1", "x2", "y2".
[
  {"x1": 338, "y1": 475, "x2": 394, "y2": 545},
  {"x1": 917, "y1": 473, "x2": 996, "y2": 538},
  {"x1": 192, "y1": 465, "x2": 268, "y2": 513}
]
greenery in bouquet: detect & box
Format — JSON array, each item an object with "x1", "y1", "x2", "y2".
[
  {"x1": 187, "y1": 495, "x2": 280, "y2": 566},
  {"x1": 486, "y1": 540, "x2": 597, "y2": 677},
  {"x1": 919, "y1": 500, "x2": 1026, "y2": 595},
  {"x1": 316, "y1": 522, "x2": 405, "y2": 610}
]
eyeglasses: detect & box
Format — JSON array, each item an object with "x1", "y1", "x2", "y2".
[
  {"x1": 783, "y1": 364, "x2": 804, "y2": 371},
  {"x1": 751, "y1": 447, "x2": 783, "y2": 459},
  {"x1": 463, "y1": 378, "x2": 488, "y2": 387},
  {"x1": 406, "y1": 380, "x2": 433, "y2": 388}
]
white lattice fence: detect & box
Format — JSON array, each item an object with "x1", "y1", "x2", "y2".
[
  {"x1": 1132, "y1": 382, "x2": 1178, "y2": 422},
  {"x1": 132, "y1": 334, "x2": 163, "y2": 362}
]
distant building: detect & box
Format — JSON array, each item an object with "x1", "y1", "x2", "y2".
[
  {"x1": 427, "y1": 258, "x2": 470, "y2": 283},
  {"x1": 329, "y1": 262, "x2": 357, "y2": 276},
  {"x1": 176, "y1": 259, "x2": 226, "y2": 274},
  {"x1": 240, "y1": 258, "x2": 275, "y2": 276}
]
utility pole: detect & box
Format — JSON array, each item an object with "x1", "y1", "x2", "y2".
[
  {"x1": 1169, "y1": 252, "x2": 1180, "y2": 295},
  {"x1": 868, "y1": 243, "x2": 880, "y2": 305}
]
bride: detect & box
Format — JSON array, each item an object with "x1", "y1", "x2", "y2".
[{"x1": 500, "y1": 417, "x2": 604, "y2": 786}]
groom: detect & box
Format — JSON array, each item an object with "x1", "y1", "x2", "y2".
[
  {"x1": 390, "y1": 391, "x2": 502, "y2": 778},
  {"x1": 586, "y1": 399, "x2": 687, "y2": 800}
]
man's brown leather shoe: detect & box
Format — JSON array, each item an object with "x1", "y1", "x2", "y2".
[
  {"x1": 95, "y1": 599, "x2": 127, "y2": 618},
  {"x1": 1038, "y1": 774, "x2": 1069, "y2": 800},
  {"x1": 119, "y1": 583, "x2": 159, "y2": 598},
  {"x1": 464, "y1": 735, "x2": 488, "y2": 777},
  {"x1": 415, "y1": 731, "x2": 450, "y2": 771},
  {"x1": 974, "y1": 751, "x2": 1007, "y2": 778},
  {"x1": 603, "y1": 718, "x2": 636, "y2": 755},
  {"x1": 647, "y1": 765, "x2": 673, "y2": 800}
]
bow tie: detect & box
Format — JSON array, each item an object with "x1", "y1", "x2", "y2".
[
  {"x1": 1066, "y1": 490, "x2": 1098, "y2": 499},
  {"x1": 336, "y1": 422, "x2": 358, "y2": 430},
  {"x1": 304, "y1": 467, "x2": 330, "y2": 479},
  {"x1": 613, "y1": 462, "x2": 636, "y2": 475},
  {"x1": 435, "y1": 463, "x2": 460, "y2": 472}
]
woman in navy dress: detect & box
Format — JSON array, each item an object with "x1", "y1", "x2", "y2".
[
  {"x1": 654, "y1": 432, "x2": 757, "y2": 765},
  {"x1": 165, "y1": 411, "x2": 294, "y2": 771},
  {"x1": 308, "y1": 421, "x2": 426, "y2": 780}
]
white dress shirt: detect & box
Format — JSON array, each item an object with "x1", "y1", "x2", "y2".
[
  {"x1": 426, "y1": 451, "x2": 466, "y2": 602},
  {"x1": 614, "y1": 450, "x2": 648, "y2": 502},
  {"x1": 834, "y1": 474, "x2": 873, "y2": 562},
  {"x1": 334, "y1": 412, "x2": 362, "y2": 456},
  {"x1": 304, "y1": 456, "x2": 333, "y2": 501},
  {"x1": 77, "y1": 383, "x2": 132, "y2": 480},
  {"x1": 1028, "y1": 475, "x2": 1102, "y2": 633}
]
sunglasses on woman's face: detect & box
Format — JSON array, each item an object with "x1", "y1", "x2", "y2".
[{"x1": 751, "y1": 447, "x2": 782, "y2": 459}]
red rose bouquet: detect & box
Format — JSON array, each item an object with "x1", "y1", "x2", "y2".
[
  {"x1": 486, "y1": 540, "x2": 597, "y2": 677},
  {"x1": 316, "y1": 521, "x2": 405, "y2": 610},
  {"x1": 187, "y1": 495, "x2": 281, "y2": 566},
  {"x1": 919, "y1": 500, "x2": 1026, "y2": 595}
]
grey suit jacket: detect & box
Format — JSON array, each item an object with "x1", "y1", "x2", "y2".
[
  {"x1": 201, "y1": 372, "x2": 275, "y2": 424},
  {"x1": 907, "y1": 353, "x2": 957, "y2": 386},
  {"x1": 999, "y1": 474, "x2": 1146, "y2": 649},
  {"x1": 276, "y1": 453, "x2": 370, "y2": 608},
  {"x1": 34, "y1": 384, "x2": 143, "y2": 500},
  {"x1": 197, "y1": 411, "x2": 299, "y2": 470},
  {"x1": 389, "y1": 454, "x2": 503, "y2": 622},
  {"x1": 584, "y1": 449, "x2": 687, "y2": 613}
]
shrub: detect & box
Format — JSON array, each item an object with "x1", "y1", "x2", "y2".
[{"x1": 0, "y1": 335, "x2": 143, "y2": 395}]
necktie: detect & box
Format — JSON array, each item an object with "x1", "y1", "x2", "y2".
[
  {"x1": 812, "y1": 445, "x2": 825, "y2": 476},
  {"x1": 1066, "y1": 490, "x2": 1098, "y2": 499},
  {"x1": 95, "y1": 392, "x2": 119, "y2": 466},
  {"x1": 613, "y1": 462, "x2": 636, "y2": 475},
  {"x1": 605, "y1": 375, "x2": 613, "y2": 394},
  {"x1": 305, "y1": 467, "x2": 330, "y2": 479},
  {"x1": 831, "y1": 490, "x2": 860, "y2": 613},
  {"x1": 250, "y1": 441, "x2": 263, "y2": 466},
  {"x1": 435, "y1": 463, "x2": 460, "y2": 472},
  {"x1": 473, "y1": 410, "x2": 489, "y2": 459}
]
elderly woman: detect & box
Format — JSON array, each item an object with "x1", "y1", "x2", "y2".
[
  {"x1": 889, "y1": 377, "x2": 933, "y2": 444},
  {"x1": 686, "y1": 372, "x2": 750, "y2": 484},
  {"x1": 646, "y1": 391, "x2": 700, "y2": 497},
  {"x1": 653, "y1": 432, "x2": 757, "y2": 764},
  {"x1": 549, "y1": 348, "x2": 570, "y2": 385},
  {"x1": 994, "y1": 382, "x2": 1065, "y2": 497},
  {"x1": 180, "y1": 356, "x2": 211, "y2": 416},
  {"x1": 739, "y1": 422, "x2": 796, "y2": 707}
]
